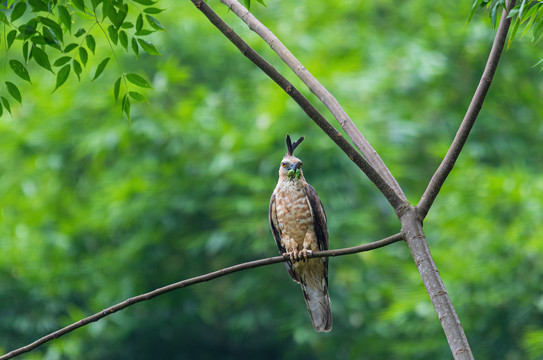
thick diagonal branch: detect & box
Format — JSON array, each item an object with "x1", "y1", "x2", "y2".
[
  {"x1": 190, "y1": 0, "x2": 405, "y2": 211},
  {"x1": 219, "y1": 0, "x2": 406, "y2": 201},
  {"x1": 0, "y1": 233, "x2": 403, "y2": 360},
  {"x1": 417, "y1": 1, "x2": 516, "y2": 219}
]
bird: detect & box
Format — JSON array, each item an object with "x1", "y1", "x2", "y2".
[{"x1": 269, "y1": 134, "x2": 332, "y2": 332}]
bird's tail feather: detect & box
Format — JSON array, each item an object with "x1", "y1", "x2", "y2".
[{"x1": 301, "y1": 279, "x2": 332, "y2": 332}]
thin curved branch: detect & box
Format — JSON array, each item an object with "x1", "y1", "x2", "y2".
[
  {"x1": 417, "y1": 0, "x2": 516, "y2": 219},
  {"x1": 191, "y1": 0, "x2": 406, "y2": 212},
  {"x1": 1, "y1": 233, "x2": 403, "y2": 360},
  {"x1": 219, "y1": 0, "x2": 406, "y2": 202}
]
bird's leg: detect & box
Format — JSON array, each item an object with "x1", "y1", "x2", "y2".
[
  {"x1": 281, "y1": 238, "x2": 300, "y2": 262},
  {"x1": 301, "y1": 228, "x2": 318, "y2": 262}
]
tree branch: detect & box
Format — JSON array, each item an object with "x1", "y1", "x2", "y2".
[
  {"x1": 416, "y1": 0, "x2": 516, "y2": 220},
  {"x1": 0, "y1": 233, "x2": 403, "y2": 360},
  {"x1": 400, "y1": 208, "x2": 473, "y2": 359},
  {"x1": 190, "y1": 0, "x2": 406, "y2": 212},
  {"x1": 218, "y1": 0, "x2": 406, "y2": 201}
]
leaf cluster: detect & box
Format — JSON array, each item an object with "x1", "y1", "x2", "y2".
[
  {"x1": 470, "y1": 0, "x2": 543, "y2": 48},
  {"x1": 0, "y1": 0, "x2": 164, "y2": 118}
]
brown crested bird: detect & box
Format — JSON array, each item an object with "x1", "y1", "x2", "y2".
[{"x1": 269, "y1": 134, "x2": 332, "y2": 332}]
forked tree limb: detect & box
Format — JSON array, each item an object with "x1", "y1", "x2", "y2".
[
  {"x1": 219, "y1": 0, "x2": 407, "y2": 201},
  {"x1": 0, "y1": 233, "x2": 403, "y2": 360},
  {"x1": 417, "y1": 0, "x2": 516, "y2": 220},
  {"x1": 191, "y1": 0, "x2": 406, "y2": 211}
]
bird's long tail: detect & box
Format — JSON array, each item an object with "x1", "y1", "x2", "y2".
[{"x1": 301, "y1": 277, "x2": 332, "y2": 332}]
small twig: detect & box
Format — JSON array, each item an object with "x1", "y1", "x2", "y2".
[
  {"x1": 190, "y1": 0, "x2": 406, "y2": 212},
  {"x1": 417, "y1": 0, "x2": 516, "y2": 219},
  {"x1": 219, "y1": 0, "x2": 406, "y2": 202},
  {"x1": 1, "y1": 233, "x2": 403, "y2": 360}
]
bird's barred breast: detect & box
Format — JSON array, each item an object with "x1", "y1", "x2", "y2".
[{"x1": 275, "y1": 181, "x2": 313, "y2": 242}]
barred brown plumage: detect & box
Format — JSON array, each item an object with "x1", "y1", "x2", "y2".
[{"x1": 269, "y1": 134, "x2": 332, "y2": 332}]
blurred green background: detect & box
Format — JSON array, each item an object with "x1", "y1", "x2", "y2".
[{"x1": 1, "y1": 0, "x2": 543, "y2": 359}]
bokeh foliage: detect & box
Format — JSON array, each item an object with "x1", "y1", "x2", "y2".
[{"x1": 1, "y1": 0, "x2": 542, "y2": 359}]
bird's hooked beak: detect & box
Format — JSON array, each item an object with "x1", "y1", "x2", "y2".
[{"x1": 287, "y1": 163, "x2": 301, "y2": 180}]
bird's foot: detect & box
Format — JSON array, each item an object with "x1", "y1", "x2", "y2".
[
  {"x1": 284, "y1": 249, "x2": 300, "y2": 262},
  {"x1": 300, "y1": 249, "x2": 312, "y2": 261}
]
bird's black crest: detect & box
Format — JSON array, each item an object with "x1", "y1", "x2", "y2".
[{"x1": 286, "y1": 134, "x2": 305, "y2": 156}]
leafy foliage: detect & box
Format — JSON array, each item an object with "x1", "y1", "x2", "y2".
[
  {"x1": 0, "y1": 0, "x2": 163, "y2": 118},
  {"x1": 470, "y1": 0, "x2": 543, "y2": 48}
]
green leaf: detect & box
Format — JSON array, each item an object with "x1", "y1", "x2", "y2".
[
  {"x1": 79, "y1": 47, "x2": 88, "y2": 66},
  {"x1": 1, "y1": 97, "x2": 11, "y2": 115},
  {"x1": 143, "y1": 7, "x2": 165, "y2": 14},
  {"x1": 490, "y1": 1, "x2": 501, "y2": 29},
  {"x1": 54, "y1": 56, "x2": 72, "y2": 67},
  {"x1": 121, "y1": 93, "x2": 131, "y2": 120},
  {"x1": 521, "y1": 2, "x2": 540, "y2": 22},
  {"x1": 507, "y1": 8, "x2": 519, "y2": 19},
  {"x1": 9, "y1": 59, "x2": 32, "y2": 83},
  {"x1": 73, "y1": 59, "x2": 82, "y2": 80},
  {"x1": 136, "y1": 13, "x2": 143, "y2": 32},
  {"x1": 119, "y1": 30, "x2": 128, "y2": 49},
  {"x1": 108, "y1": 25, "x2": 118, "y2": 44},
  {"x1": 129, "y1": 91, "x2": 146, "y2": 102},
  {"x1": 134, "y1": 29, "x2": 153, "y2": 36},
  {"x1": 106, "y1": 6, "x2": 117, "y2": 25},
  {"x1": 131, "y1": 37, "x2": 139, "y2": 58},
  {"x1": 28, "y1": 0, "x2": 49, "y2": 12},
  {"x1": 19, "y1": 19, "x2": 38, "y2": 39},
  {"x1": 137, "y1": 38, "x2": 161, "y2": 56},
  {"x1": 102, "y1": 0, "x2": 112, "y2": 20},
  {"x1": 7, "y1": 30, "x2": 17, "y2": 49},
  {"x1": 90, "y1": 0, "x2": 102, "y2": 10},
  {"x1": 0, "y1": 102, "x2": 3, "y2": 118},
  {"x1": 31, "y1": 35, "x2": 47, "y2": 45},
  {"x1": 32, "y1": 46, "x2": 54, "y2": 73},
  {"x1": 121, "y1": 22, "x2": 134, "y2": 29},
  {"x1": 126, "y1": 73, "x2": 153, "y2": 88},
  {"x1": 467, "y1": 0, "x2": 483, "y2": 23},
  {"x1": 0, "y1": 12, "x2": 7, "y2": 25},
  {"x1": 64, "y1": 43, "x2": 78, "y2": 52},
  {"x1": 5, "y1": 81, "x2": 22, "y2": 104},
  {"x1": 72, "y1": 0, "x2": 86, "y2": 13},
  {"x1": 39, "y1": 17, "x2": 64, "y2": 42},
  {"x1": 11, "y1": 2, "x2": 27, "y2": 22},
  {"x1": 43, "y1": 27, "x2": 62, "y2": 50},
  {"x1": 75, "y1": 28, "x2": 86, "y2": 37},
  {"x1": 145, "y1": 15, "x2": 165, "y2": 31},
  {"x1": 58, "y1": 5, "x2": 72, "y2": 33},
  {"x1": 115, "y1": 5, "x2": 128, "y2": 28},
  {"x1": 534, "y1": 18, "x2": 543, "y2": 44},
  {"x1": 53, "y1": 64, "x2": 71, "y2": 92},
  {"x1": 518, "y1": 0, "x2": 527, "y2": 20},
  {"x1": 131, "y1": 0, "x2": 155, "y2": 5},
  {"x1": 114, "y1": 76, "x2": 121, "y2": 102},
  {"x1": 508, "y1": 16, "x2": 521, "y2": 48},
  {"x1": 92, "y1": 57, "x2": 110, "y2": 81},
  {"x1": 86, "y1": 34, "x2": 96, "y2": 53},
  {"x1": 22, "y1": 41, "x2": 30, "y2": 61}
]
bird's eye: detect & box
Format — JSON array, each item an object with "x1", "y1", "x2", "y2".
[{"x1": 281, "y1": 162, "x2": 286, "y2": 167}]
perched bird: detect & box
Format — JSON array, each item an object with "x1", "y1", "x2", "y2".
[{"x1": 269, "y1": 134, "x2": 332, "y2": 332}]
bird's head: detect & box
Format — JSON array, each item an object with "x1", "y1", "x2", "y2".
[
  {"x1": 279, "y1": 155, "x2": 304, "y2": 181},
  {"x1": 278, "y1": 134, "x2": 305, "y2": 181}
]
